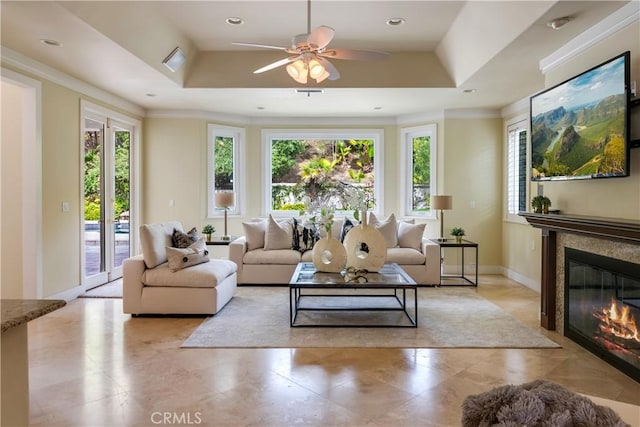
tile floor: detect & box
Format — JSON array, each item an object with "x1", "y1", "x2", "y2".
[{"x1": 27, "y1": 275, "x2": 639, "y2": 426}]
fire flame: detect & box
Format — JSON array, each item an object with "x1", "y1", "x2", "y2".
[{"x1": 593, "y1": 299, "x2": 640, "y2": 343}]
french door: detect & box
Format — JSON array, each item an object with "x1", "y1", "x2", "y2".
[{"x1": 82, "y1": 105, "x2": 136, "y2": 288}]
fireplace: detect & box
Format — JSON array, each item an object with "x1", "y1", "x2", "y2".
[{"x1": 564, "y1": 247, "x2": 640, "y2": 382}]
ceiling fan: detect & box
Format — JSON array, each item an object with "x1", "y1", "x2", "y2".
[{"x1": 232, "y1": 0, "x2": 389, "y2": 84}]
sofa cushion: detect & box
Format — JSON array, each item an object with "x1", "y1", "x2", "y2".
[
  {"x1": 142, "y1": 259, "x2": 237, "y2": 288},
  {"x1": 369, "y1": 212, "x2": 398, "y2": 248},
  {"x1": 166, "y1": 238, "x2": 210, "y2": 272},
  {"x1": 398, "y1": 222, "x2": 426, "y2": 251},
  {"x1": 242, "y1": 220, "x2": 267, "y2": 250},
  {"x1": 140, "y1": 221, "x2": 183, "y2": 269},
  {"x1": 243, "y1": 249, "x2": 302, "y2": 265},
  {"x1": 171, "y1": 227, "x2": 200, "y2": 248},
  {"x1": 386, "y1": 247, "x2": 426, "y2": 265},
  {"x1": 264, "y1": 215, "x2": 294, "y2": 250}
]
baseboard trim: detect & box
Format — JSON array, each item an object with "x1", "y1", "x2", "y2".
[{"x1": 49, "y1": 286, "x2": 85, "y2": 302}]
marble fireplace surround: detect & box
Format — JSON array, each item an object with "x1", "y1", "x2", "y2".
[{"x1": 519, "y1": 213, "x2": 640, "y2": 332}]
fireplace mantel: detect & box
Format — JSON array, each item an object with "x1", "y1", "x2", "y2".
[
  {"x1": 519, "y1": 213, "x2": 640, "y2": 244},
  {"x1": 519, "y1": 212, "x2": 640, "y2": 330}
]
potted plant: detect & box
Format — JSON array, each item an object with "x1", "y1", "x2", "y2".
[
  {"x1": 202, "y1": 224, "x2": 215, "y2": 241},
  {"x1": 451, "y1": 227, "x2": 465, "y2": 243},
  {"x1": 531, "y1": 196, "x2": 552, "y2": 214}
]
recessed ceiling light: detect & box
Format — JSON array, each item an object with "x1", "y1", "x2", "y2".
[
  {"x1": 463, "y1": 89, "x2": 477, "y2": 93},
  {"x1": 146, "y1": 93, "x2": 157, "y2": 97},
  {"x1": 40, "y1": 39, "x2": 62, "y2": 47},
  {"x1": 547, "y1": 17, "x2": 571, "y2": 30},
  {"x1": 386, "y1": 18, "x2": 405, "y2": 26},
  {"x1": 373, "y1": 106, "x2": 383, "y2": 110},
  {"x1": 226, "y1": 17, "x2": 244, "y2": 25},
  {"x1": 257, "y1": 106, "x2": 265, "y2": 110}
]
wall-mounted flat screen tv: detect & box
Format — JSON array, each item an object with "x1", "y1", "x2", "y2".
[{"x1": 530, "y1": 51, "x2": 630, "y2": 181}]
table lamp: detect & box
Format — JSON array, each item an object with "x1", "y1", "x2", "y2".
[
  {"x1": 215, "y1": 191, "x2": 235, "y2": 240},
  {"x1": 431, "y1": 195, "x2": 452, "y2": 241}
]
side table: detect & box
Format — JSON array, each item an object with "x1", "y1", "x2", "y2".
[
  {"x1": 429, "y1": 238, "x2": 478, "y2": 286},
  {"x1": 205, "y1": 236, "x2": 237, "y2": 259}
]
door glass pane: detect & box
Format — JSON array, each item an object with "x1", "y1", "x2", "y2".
[
  {"x1": 84, "y1": 118, "x2": 104, "y2": 277},
  {"x1": 114, "y1": 128, "x2": 130, "y2": 269}
]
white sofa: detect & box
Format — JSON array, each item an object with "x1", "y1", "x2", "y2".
[
  {"x1": 123, "y1": 221, "x2": 238, "y2": 315},
  {"x1": 229, "y1": 216, "x2": 440, "y2": 285}
]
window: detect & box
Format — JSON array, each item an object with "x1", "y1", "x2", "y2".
[
  {"x1": 400, "y1": 124, "x2": 437, "y2": 217},
  {"x1": 208, "y1": 124, "x2": 245, "y2": 217},
  {"x1": 262, "y1": 130, "x2": 383, "y2": 216},
  {"x1": 506, "y1": 118, "x2": 528, "y2": 220}
]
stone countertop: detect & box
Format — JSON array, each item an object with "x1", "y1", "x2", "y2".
[{"x1": 1, "y1": 299, "x2": 66, "y2": 333}]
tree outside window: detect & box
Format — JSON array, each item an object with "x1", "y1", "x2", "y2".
[{"x1": 270, "y1": 138, "x2": 376, "y2": 212}]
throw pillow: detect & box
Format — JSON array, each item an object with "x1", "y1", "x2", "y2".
[
  {"x1": 339, "y1": 218, "x2": 356, "y2": 242},
  {"x1": 172, "y1": 227, "x2": 200, "y2": 248},
  {"x1": 369, "y1": 212, "x2": 398, "y2": 248},
  {"x1": 242, "y1": 220, "x2": 267, "y2": 251},
  {"x1": 292, "y1": 218, "x2": 319, "y2": 253},
  {"x1": 166, "y1": 238, "x2": 210, "y2": 272},
  {"x1": 398, "y1": 222, "x2": 426, "y2": 251},
  {"x1": 264, "y1": 215, "x2": 294, "y2": 250}
]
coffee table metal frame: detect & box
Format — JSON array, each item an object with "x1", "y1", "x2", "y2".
[{"x1": 289, "y1": 262, "x2": 418, "y2": 328}]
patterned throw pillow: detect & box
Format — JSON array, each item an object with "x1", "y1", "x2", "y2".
[
  {"x1": 292, "y1": 218, "x2": 320, "y2": 253},
  {"x1": 166, "y1": 238, "x2": 210, "y2": 272},
  {"x1": 339, "y1": 218, "x2": 356, "y2": 242},
  {"x1": 172, "y1": 227, "x2": 200, "y2": 248}
]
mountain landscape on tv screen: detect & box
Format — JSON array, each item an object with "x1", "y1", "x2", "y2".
[{"x1": 531, "y1": 93, "x2": 626, "y2": 179}]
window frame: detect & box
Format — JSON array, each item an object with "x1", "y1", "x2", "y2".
[
  {"x1": 207, "y1": 124, "x2": 245, "y2": 218},
  {"x1": 504, "y1": 115, "x2": 529, "y2": 223},
  {"x1": 400, "y1": 124, "x2": 437, "y2": 219},
  {"x1": 262, "y1": 129, "x2": 384, "y2": 217}
]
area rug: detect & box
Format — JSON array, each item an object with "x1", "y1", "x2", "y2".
[
  {"x1": 182, "y1": 287, "x2": 561, "y2": 349},
  {"x1": 79, "y1": 279, "x2": 123, "y2": 298}
]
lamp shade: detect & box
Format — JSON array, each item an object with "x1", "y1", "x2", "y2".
[
  {"x1": 215, "y1": 191, "x2": 234, "y2": 208},
  {"x1": 431, "y1": 195, "x2": 452, "y2": 210}
]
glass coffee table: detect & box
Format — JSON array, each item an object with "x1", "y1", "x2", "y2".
[{"x1": 289, "y1": 262, "x2": 418, "y2": 328}]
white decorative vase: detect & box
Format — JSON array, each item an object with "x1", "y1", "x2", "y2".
[
  {"x1": 343, "y1": 209, "x2": 386, "y2": 272},
  {"x1": 312, "y1": 235, "x2": 347, "y2": 273}
]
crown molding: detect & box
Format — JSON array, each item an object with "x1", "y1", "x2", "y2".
[
  {"x1": 396, "y1": 111, "x2": 444, "y2": 125},
  {"x1": 145, "y1": 109, "x2": 250, "y2": 124},
  {"x1": 1, "y1": 47, "x2": 145, "y2": 117},
  {"x1": 444, "y1": 108, "x2": 501, "y2": 119},
  {"x1": 540, "y1": 2, "x2": 640, "y2": 74}
]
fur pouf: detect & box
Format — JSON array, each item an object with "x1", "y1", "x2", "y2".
[{"x1": 461, "y1": 380, "x2": 629, "y2": 427}]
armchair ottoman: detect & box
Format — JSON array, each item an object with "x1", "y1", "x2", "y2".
[{"x1": 123, "y1": 221, "x2": 237, "y2": 315}]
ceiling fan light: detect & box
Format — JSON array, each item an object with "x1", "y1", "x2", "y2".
[
  {"x1": 287, "y1": 60, "x2": 308, "y2": 84},
  {"x1": 313, "y1": 69, "x2": 330, "y2": 83},
  {"x1": 308, "y1": 59, "x2": 326, "y2": 79}
]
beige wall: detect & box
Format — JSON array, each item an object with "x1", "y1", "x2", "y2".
[
  {"x1": 1, "y1": 64, "x2": 142, "y2": 297},
  {"x1": 1, "y1": 81, "x2": 24, "y2": 298},
  {"x1": 443, "y1": 116, "x2": 503, "y2": 269},
  {"x1": 501, "y1": 21, "x2": 640, "y2": 290}
]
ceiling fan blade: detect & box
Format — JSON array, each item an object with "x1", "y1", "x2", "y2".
[
  {"x1": 232, "y1": 42, "x2": 288, "y2": 51},
  {"x1": 307, "y1": 25, "x2": 334, "y2": 50},
  {"x1": 254, "y1": 56, "x2": 299, "y2": 74},
  {"x1": 320, "y1": 48, "x2": 389, "y2": 61},
  {"x1": 317, "y1": 57, "x2": 340, "y2": 81}
]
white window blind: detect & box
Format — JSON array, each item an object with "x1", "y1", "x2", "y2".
[{"x1": 507, "y1": 123, "x2": 527, "y2": 216}]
